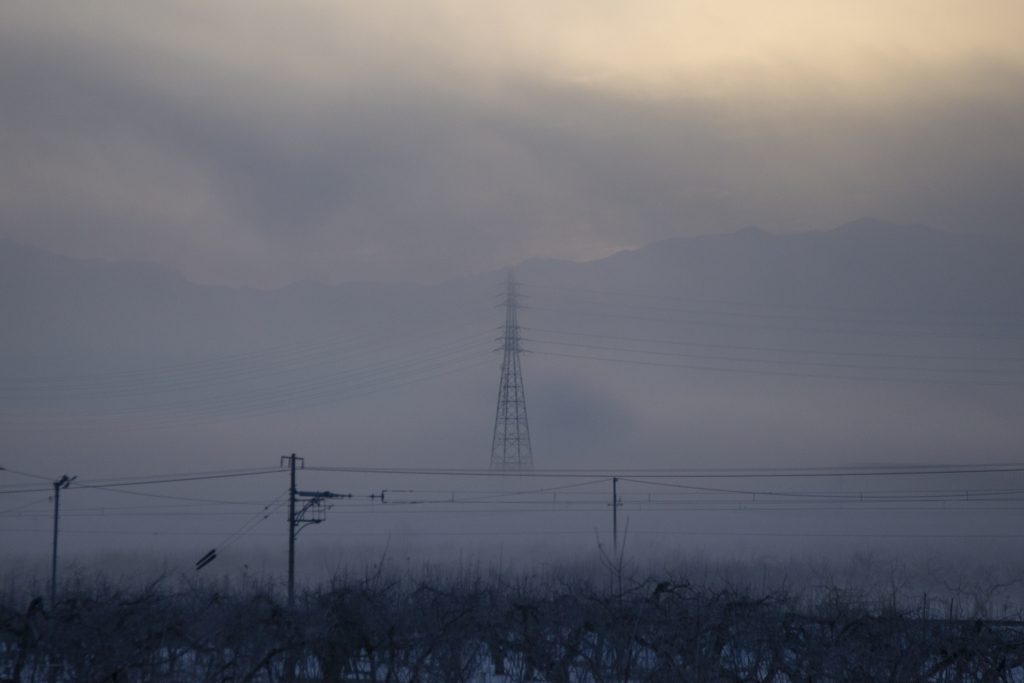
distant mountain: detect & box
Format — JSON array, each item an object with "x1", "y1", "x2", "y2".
[
  {"x1": 515, "y1": 218, "x2": 1024, "y2": 313},
  {"x1": 0, "y1": 238, "x2": 429, "y2": 376}
]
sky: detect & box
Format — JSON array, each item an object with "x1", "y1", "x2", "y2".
[
  {"x1": 1, "y1": 0, "x2": 1023, "y2": 288},
  {"x1": 2, "y1": 1, "x2": 1024, "y2": 568}
]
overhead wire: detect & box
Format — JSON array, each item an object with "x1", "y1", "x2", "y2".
[
  {"x1": 523, "y1": 303, "x2": 1022, "y2": 341},
  {"x1": 0, "y1": 309, "x2": 495, "y2": 402},
  {"x1": 524, "y1": 327, "x2": 1024, "y2": 364},
  {"x1": 0, "y1": 496, "x2": 52, "y2": 516},
  {"x1": 218, "y1": 491, "x2": 289, "y2": 552},
  {"x1": 530, "y1": 349, "x2": 1024, "y2": 386},
  {"x1": 5, "y1": 275, "x2": 1022, "y2": 431},
  {"x1": 0, "y1": 296, "x2": 497, "y2": 395},
  {"x1": 0, "y1": 317, "x2": 490, "y2": 403},
  {"x1": 95, "y1": 351, "x2": 493, "y2": 431},
  {"x1": 528, "y1": 339, "x2": 1024, "y2": 375},
  {"x1": 2, "y1": 526, "x2": 1023, "y2": 540},
  {"x1": 0, "y1": 466, "x2": 54, "y2": 482},
  {"x1": 513, "y1": 282, "x2": 1024, "y2": 384},
  {"x1": 110, "y1": 334, "x2": 492, "y2": 415},
  {"x1": 3, "y1": 276, "x2": 1021, "y2": 542},
  {"x1": 3, "y1": 463, "x2": 1023, "y2": 539},
  {"x1": 1, "y1": 335, "x2": 494, "y2": 429},
  {"x1": 303, "y1": 463, "x2": 1024, "y2": 478},
  {"x1": 515, "y1": 282, "x2": 1024, "y2": 324},
  {"x1": 0, "y1": 466, "x2": 285, "y2": 495}
]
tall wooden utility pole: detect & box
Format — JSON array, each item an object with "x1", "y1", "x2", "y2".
[{"x1": 284, "y1": 454, "x2": 300, "y2": 606}]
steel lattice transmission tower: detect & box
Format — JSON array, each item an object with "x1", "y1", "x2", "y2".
[{"x1": 490, "y1": 270, "x2": 533, "y2": 471}]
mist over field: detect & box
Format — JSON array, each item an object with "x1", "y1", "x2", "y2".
[{"x1": 2, "y1": 218, "x2": 1023, "y2": 578}]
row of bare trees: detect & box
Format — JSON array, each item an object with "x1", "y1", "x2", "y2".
[{"x1": 2, "y1": 563, "x2": 1024, "y2": 682}]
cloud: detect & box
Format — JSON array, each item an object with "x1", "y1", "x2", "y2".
[{"x1": 0, "y1": 0, "x2": 1022, "y2": 287}]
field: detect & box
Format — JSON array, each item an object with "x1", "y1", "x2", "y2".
[{"x1": 3, "y1": 555, "x2": 1024, "y2": 682}]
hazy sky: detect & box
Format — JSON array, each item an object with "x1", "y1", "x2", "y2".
[
  {"x1": 3, "y1": 3, "x2": 1024, "y2": 562},
  {"x1": 1, "y1": 0, "x2": 1022, "y2": 287}
]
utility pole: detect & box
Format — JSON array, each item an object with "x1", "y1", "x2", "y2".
[
  {"x1": 51, "y1": 475, "x2": 75, "y2": 607},
  {"x1": 491, "y1": 269, "x2": 533, "y2": 471},
  {"x1": 286, "y1": 454, "x2": 299, "y2": 606},
  {"x1": 612, "y1": 477, "x2": 619, "y2": 555},
  {"x1": 280, "y1": 454, "x2": 350, "y2": 607}
]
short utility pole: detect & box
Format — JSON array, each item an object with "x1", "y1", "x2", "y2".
[
  {"x1": 281, "y1": 454, "x2": 350, "y2": 607},
  {"x1": 612, "y1": 477, "x2": 619, "y2": 555},
  {"x1": 51, "y1": 475, "x2": 76, "y2": 607}
]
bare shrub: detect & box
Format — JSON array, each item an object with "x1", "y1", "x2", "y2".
[{"x1": 2, "y1": 558, "x2": 1023, "y2": 682}]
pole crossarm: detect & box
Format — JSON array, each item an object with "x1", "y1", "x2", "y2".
[
  {"x1": 296, "y1": 490, "x2": 350, "y2": 499},
  {"x1": 294, "y1": 490, "x2": 352, "y2": 534}
]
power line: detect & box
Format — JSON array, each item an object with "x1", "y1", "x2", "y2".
[
  {"x1": 1, "y1": 343, "x2": 493, "y2": 430},
  {"x1": 0, "y1": 466, "x2": 53, "y2": 482},
  {"x1": 0, "y1": 467, "x2": 284, "y2": 495},
  {"x1": 0, "y1": 298, "x2": 497, "y2": 392},
  {"x1": 219, "y1": 491, "x2": 289, "y2": 552},
  {"x1": 3, "y1": 461, "x2": 1014, "y2": 497},
  {"x1": 0, "y1": 331, "x2": 490, "y2": 404},
  {"x1": 531, "y1": 349, "x2": 1024, "y2": 386},
  {"x1": 529, "y1": 339, "x2": 1024, "y2": 375},
  {"x1": 522, "y1": 293, "x2": 1024, "y2": 332},
  {"x1": 516, "y1": 282, "x2": 1024, "y2": 322},
  {"x1": 525, "y1": 327, "x2": 1024, "y2": 363},
  {"x1": 5, "y1": 526, "x2": 1023, "y2": 540},
  {"x1": 524, "y1": 303, "x2": 1023, "y2": 340},
  {"x1": 0, "y1": 496, "x2": 51, "y2": 516},
  {"x1": 303, "y1": 463, "x2": 1024, "y2": 478}
]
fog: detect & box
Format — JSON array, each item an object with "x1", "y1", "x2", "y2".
[
  {"x1": 2, "y1": 220, "x2": 1023, "y2": 578},
  {"x1": 1, "y1": 1, "x2": 1024, "y2": 583}
]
